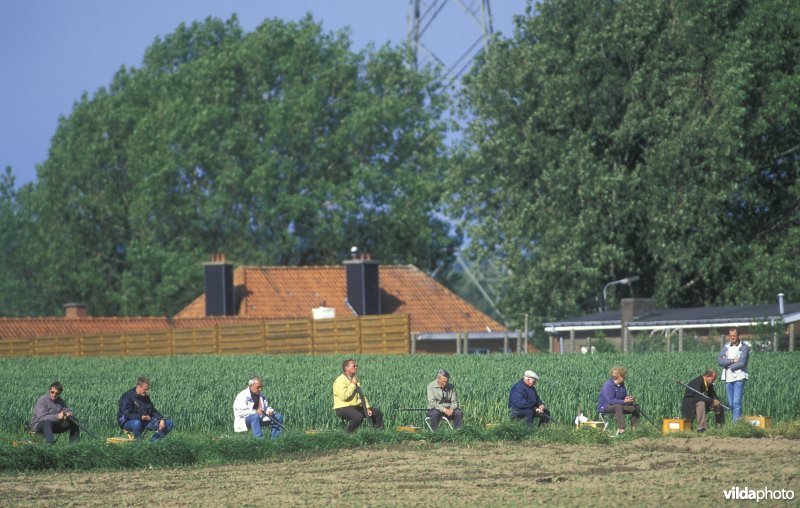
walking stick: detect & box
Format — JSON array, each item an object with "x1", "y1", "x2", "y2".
[{"x1": 674, "y1": 379, "x2": 731, "y2": 410}]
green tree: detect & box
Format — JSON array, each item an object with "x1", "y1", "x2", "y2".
[
  {"x1": 10, "y1": 15, "x2": 456, "y2": 317},
  {"x1": 451, "y1": 0, "x2": 800, "y2": 326}
]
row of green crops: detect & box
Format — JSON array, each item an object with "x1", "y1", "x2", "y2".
[{"x1": 1, "y1": 352, "x2": 798, "y2": 437}]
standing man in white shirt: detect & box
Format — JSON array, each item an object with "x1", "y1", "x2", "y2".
[{"x1": 717, "y1": 327, "x2": 750, "y2": 422}]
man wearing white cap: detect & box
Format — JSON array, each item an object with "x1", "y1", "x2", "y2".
[{"x1": 508, "y1": 370, "x2": 551, "y2": 426}]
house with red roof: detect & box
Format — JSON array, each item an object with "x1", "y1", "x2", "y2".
[
  {"x1": 176, "y1": 254, "x2": 513, "y2": 353},
  {"x1": 0, "y1": 254, "x2": 515, "y2": 354}
]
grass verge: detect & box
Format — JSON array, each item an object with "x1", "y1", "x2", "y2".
[{"x1": 1, "y1": 420, "x2": 797, "y2": 474}]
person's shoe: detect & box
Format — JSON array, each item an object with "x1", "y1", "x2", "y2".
[{"x1": 698, "y1": 428, "x2": 706, "y2": 433}]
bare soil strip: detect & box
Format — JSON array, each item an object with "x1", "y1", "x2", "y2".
[{"x1": 1, "y1": 437, "x2": 798, "y2": 506}]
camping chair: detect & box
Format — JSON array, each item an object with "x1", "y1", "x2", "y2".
[{"x1": 424, "y1": 415, "x2": 453, "y2": 431}]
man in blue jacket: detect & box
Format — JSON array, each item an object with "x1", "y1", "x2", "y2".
[
  {"x1": 508, "y1": 370, "x2": 551, "y2": 425},
  {"x1": 117, "y1": 376, "x2": 174, "y2": 441}
]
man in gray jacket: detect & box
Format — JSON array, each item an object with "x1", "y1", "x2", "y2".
[
  {"x1": 427, "y1": 369, "x2": 463, "y2": 430},
  {"x1": 30, "y1": 381, "x2": 80, "y2": 444}
]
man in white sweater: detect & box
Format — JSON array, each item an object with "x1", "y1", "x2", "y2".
[{"x1": 233, "y1": 376, "x2": 284, "y2": 439}]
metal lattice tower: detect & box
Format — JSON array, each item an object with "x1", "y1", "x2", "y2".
[{"x1": 407, "y1": 0, "x2": 494, "y2": 86}]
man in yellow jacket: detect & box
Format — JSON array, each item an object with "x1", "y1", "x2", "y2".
[{"x1": 333, "y1": 358, "x2": 384, "y2": 433}]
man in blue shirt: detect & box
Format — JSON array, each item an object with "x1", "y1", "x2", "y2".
[{"x1": 508, "y1": 370, "x2": 551, "y2": 425}]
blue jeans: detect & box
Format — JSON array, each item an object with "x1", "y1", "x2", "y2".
[
  {"x1": 726, "y1": 380, "x2": 746, "y2": 422},
  {"x1": 245, "y1": 412, "x2": 283, "y2": 439},
  {"x1": 123, "y1": 418, "x2": 174, "y2": 441}
]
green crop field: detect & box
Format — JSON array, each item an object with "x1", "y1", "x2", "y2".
[{"x1": 2, "y1": 351, "x2": 798, "y2": 437}]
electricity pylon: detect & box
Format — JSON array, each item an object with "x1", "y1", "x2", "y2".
[{"x1": 407, "y1": 0, "x2": 494, "y2": 86}]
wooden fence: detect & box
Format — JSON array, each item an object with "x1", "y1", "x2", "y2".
[{"x1": 0, "y1": 314, "x2": 409, "y2": 357}]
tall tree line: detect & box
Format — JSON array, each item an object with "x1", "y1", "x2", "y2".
[
  {"x1": 451, "y1": 0, "x2": 800, "y2": 330},
  {"x1": 2, "y1": 2, "x2": 798, "y2": 325},
  {"x1": 0, "y1": 15, "x2": 457, "y2": 317}
]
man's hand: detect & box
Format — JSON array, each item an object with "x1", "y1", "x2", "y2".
[
  {"x1": 266, "y1": 408, "x2": 274, "y2": 416},
  {"x1": 367, "y1": 408, "x2": 373, "y2": 417},
  {"x1": 158, "y1": 419, "x2": 166, "y2": 432},
  {"x1": 712, "y1": 399, "x2": 721, "y2": 407},
  {"x1": 142, "y1": 414, "x2": 152, "y2": 422},
  {"x1": 624, "y1": 395, "x2": 635, "y2": 404},
  {"x1": 443, "y1": 408, "x2": 454, "y2": 417},
  {"x1": 58, "y1": 410, "x2": 66, "y2": 421}
]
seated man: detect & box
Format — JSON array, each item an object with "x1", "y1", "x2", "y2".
[
  {"x1": 426, "y1": 369, "x2": 463, "y2": 430},
  {"x1": 333, "y1": 359, "x2": 384, "y2": 433},
  {"x1": 597, "y1": 366, "x2": 640, "y2": 434},
  {"x1": 508, "y1": 370, "x2": 551, "y2": 425},
  {"x1": 30, "y1": 381, "x2": 80, "y2": 445},
  {"x1": 117, "y1": 376, "x2": 173, "y2": 441},
  {"x1": 681, "y1": 368, "x2": 724, "y2": 432},
  {"x1": 233, "y1": 376, "x2": 284, "y2": 439}
]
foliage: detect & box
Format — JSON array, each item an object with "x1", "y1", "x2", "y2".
[
  {"x1": 450, "y1": 0, "x2": 800, "y2": 329},
  {"x1": 0, "y1": 15, "x2": 457, "y2": 317}
]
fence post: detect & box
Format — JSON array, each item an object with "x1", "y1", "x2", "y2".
[
  {"x1": 503, "y1": 333, "x2": 509, "y2": 353},
  {"x1": 678, "y1": 328, "x2": 684, "y2": 352},
  {"x1": 570, "y1": 329, "x2": 575, "y2": 353},
  {"x1": 463, "y1": 332, "x2": 469, "y2": 355},
  {"x1": 410, "y1": 333, "x2": 416, "y2": 354},
  {"x1": 357, "y1": 317, "x2": 363, "y2": 354},
  {"x1": 790, "y1": 324, "x2": 795, "y2": 352},
  {"x1": 310, "y1": 319, "x2": 316, "y2": 355}
]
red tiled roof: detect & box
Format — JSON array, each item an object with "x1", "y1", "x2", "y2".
[
  {"x1": 0, "y1": 265, "x2": 506, "y2": 340},
  {"x1": 174, "y1": 264, "x2": 506, "y2": 334}
]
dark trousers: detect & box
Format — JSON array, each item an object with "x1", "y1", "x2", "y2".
[
  {"x1": 510, "y1": 407, "x2": 551, "y2": 426},
  {"x1": 35, "y1": 419, "x2": 80, "y2": 444},
  {"x1": 335, "y1": 406, "x2": 384, "y2": 433},
  {"x1": 603, "y1": 404, "x2": 641, "y2": 431},
  {"x1": 427, "y1": 408, "x2": 463, "y2": 430}
]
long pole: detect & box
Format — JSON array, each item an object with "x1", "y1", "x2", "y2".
[
  {"x1": 66, "y1": 415, "x2": 99, "y2": 440},
  {"x1": 674, "y1": 379, "x2": 731, "y2": 410}
]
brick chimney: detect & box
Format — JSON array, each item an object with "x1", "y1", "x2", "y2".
[
  {"x1": 63, "y1": 303, "x2": 88, "y2": 319},
  {"x1": 620, "y1": 298, "x2": 655, "y2": 352}
]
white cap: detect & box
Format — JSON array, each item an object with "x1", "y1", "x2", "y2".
[{"x1": 524, "y1": 370, "x2": 539, "y2": 380}]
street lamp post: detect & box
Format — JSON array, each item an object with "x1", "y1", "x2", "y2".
[{"x1": 603, "y1": 275, "x2": 640, "y2": 312}]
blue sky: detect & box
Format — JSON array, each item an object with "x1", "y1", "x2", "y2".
[{"x1": 1, "y1": 1, "x2": 528, "y2": 187}]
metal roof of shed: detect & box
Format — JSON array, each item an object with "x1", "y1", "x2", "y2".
[{"x1": 544, "y1": 302, "x2": 800, "y2": 332}]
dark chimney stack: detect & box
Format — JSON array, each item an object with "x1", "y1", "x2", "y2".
[
  {"x1": 344, "y1": 251, "x2": 381, "y2": 316},
  {"x1": 204, "y1": 253, "x2": 235, "y2": 317}
]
